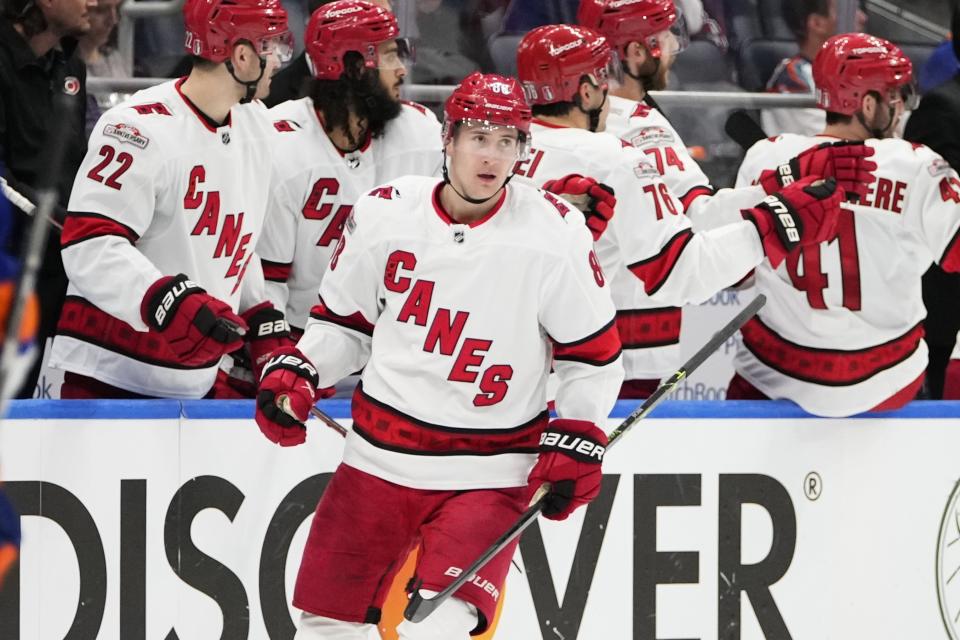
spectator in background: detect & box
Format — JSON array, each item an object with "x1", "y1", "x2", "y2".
[
  {"x1": 0, "y1": 0, "x2": 93, "y2": 398},
  {"x1": 903, "y1": 4, "x2": 960, "y2": 400},
  {"x1": 78, "y1": 0, "x2": 126, "y2": 136},
  {"x1": 761, "y1": 0, "x2": 867, "y2": 136}
]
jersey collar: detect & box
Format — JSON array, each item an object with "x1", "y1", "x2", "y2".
[
  {"x1": 175, "y1": 77, "x2": 232, "y2": 133},
  {"x1": 431, "y1": 182, "x2": 507, "y2": 228}
]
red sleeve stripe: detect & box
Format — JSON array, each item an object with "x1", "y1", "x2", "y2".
[
  {"x1": 627, "y1": 228, "x2": 695, "y2": 296},
  {"x1": 678, "y1": 185, "x2": 715, "y2": 212},
  {"x1": 61, "y1": 212, "x2": 139, "y2": 249},
  {"x1": 940, "y1": 224, "x2": 960, "y2": 273},
  {"x1": 309, "y1": 297, "x2": 374, "y2": 336},
  {"x1": 616, "y1": 306, "x2": 682, "y2": 349},
  {"x1": 261, "y1": 259, "x2": 293, "y2": 283},
  {"x1": 552, "y1": 316, "x2": 622, "y2": 366}
]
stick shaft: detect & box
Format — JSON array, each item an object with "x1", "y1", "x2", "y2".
[{"x1": 403, "y1": 294, "x2": 766, "y2": 622}]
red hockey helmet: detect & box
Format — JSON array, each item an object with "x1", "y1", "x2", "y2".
[
  {"x1": 516, "y1": 24, "x2": 620, "y2": 105},
  {"x1": 305, "y1": 0, "x2": 409, "y2": 80},
  {"x1": 444, "y1": 72, "x2": 532, "y2": 159},
  {"x1": 813, "y1": 33, "x2": 917, "y2": 115},
  {"x1": 183, "y1": 0, "x2": 292, "y2": 64},
  {"x1": 577, "y1": 0, "x2": 688, "y2": 58}
]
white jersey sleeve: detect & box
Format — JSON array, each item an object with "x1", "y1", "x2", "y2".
[
  {"x1": 598, "y1": 145, "x2": 764, "y2": 306},
  {"x1": 297, "y1": 194, "x2": 381, "y2": 388},
  {"x1": 538, "y1": 201, "x2": 623, "y2": 426},
  {"x1": 63, "y1": 114, "x2": 167, "y2": 330},
  {"x1": 903, "y1": 143, "x2": 960, "y2": 271}
]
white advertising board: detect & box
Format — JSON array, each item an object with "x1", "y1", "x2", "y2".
[{"x1": 1, "y1": 400, "x2": 959, "y2": 640}]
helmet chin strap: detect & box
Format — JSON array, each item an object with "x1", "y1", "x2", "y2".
[
  {"x1": 225, "y1": 56, "x2": 266, "y2": 104},
  {"x1": 575, "y1": 90, "x2": 607, "y2": 133},
  {"x1": 855, "y1": 101, "x2": 896, "y2": 139},
  {"x1": 441, "y1": 150, "x2": 511, "y2": 205}
]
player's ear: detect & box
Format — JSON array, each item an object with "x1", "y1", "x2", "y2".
[
  {"x1": 860, "y1": 92, "x2": 878, "y2": 120},
  {"x1": 627, "y1": 41, "x2": 648, "y2": 67}
]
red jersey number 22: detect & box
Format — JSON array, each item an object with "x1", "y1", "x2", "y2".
[{"x1": 87, "y1": 145, "x2": 133, "y2": 191}]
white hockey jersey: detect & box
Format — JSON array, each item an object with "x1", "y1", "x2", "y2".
[
  {"x1": 297, "y1": 176, "x2": 623, "y2": 490},
  {"x1": 258, "y1": 99, "x2": 442, "y2": 331},
  {"x1": 50, "y1": 79, "x2": 276, "y2": 398},
  {"x1": 735, "y1": 134, "x2": 960, "y2": 416},
  {"x1": 512, "y1": 120, "x2": 765, "y2": 382},
  {"x1": 604, "y1": 94, "x2": 767, "y2": 225}
]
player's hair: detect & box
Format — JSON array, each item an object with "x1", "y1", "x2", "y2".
[
  {"x1": 190, "y1": 55, "x2": 219, "y2": 71},
  {"x1": 825, "y1": 111, "x2": 852, "y2": 125},
  {"x1": 306, "y1": 50, "x2": 401, "y2": 144},
  {"x1": 3, "y1": 0, "x2": 47, "y2": 37},
  {"x1": 531, "y1": 102, "x2": 575, "y2": 118},
  {"x1": 782, "y1": 0, "x2": 831, "y2": 43}
]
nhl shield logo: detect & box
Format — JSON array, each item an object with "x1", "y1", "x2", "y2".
[
  {"x1": 221, "y1": 131, "x2": 231, "y2": 145},
  {"x1": 453, "y1": 228, "x2": 465, "y2": 244}
]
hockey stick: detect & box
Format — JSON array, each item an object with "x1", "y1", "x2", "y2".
[
  {"x1": 0, "y1": 93, "x2": 76, "y2": 400},
  {"x1": 0, "y1": 177, "x2": 64, "y2": 231},
  {"x1": 724, "y1": 110, "x2": 768, "y2": 153},
  {"x1": 309, "y1": 404, "x2": 348, "y2": 437},
  {"x1": 278, "y1": 396, "x2": 349, "y2": 437},
  {"x1": 404, "y1": 293, "x2": 767, "y2": 623}
]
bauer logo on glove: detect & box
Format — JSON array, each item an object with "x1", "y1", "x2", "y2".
[
  {"x1": 150, "y1": 277, "x2": 202, "y2": 328},
  {"x1": 538, "y1": 430, "x2": 606, "y2": 461}
]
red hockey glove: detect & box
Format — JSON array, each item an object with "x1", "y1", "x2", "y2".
[
  {"x1": 759, "y1": 140, "x2": 877, "y2": 203},
  {"x1": 742, "y1": 176, "x2": 843, "y2": 268},
  {"x1": 140, "y1": 274, "x2": 247, "y2": 366},
  {"x1": 542, "y1": 174, "x2": 616, "y2": 241},
  {"x1": 241, "y1": 301, "x2": 294, "y2": 381},
  {"x1": 527, "y1": 419, "x2": 607, "y2": 521},
  {"x1": 256, "y1": 346, "x2": 321, "y2": 446}
]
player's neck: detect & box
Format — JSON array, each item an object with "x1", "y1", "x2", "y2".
[
  {"x1": 180, "y1": 69, "x2": 243, "y2": 125},
  {"x1": 612, "y1": 77, "x2": 646, "y2": 103},
  {"x1": 821, "y1": 123, "x2": 869, "y2": 142},
  {"x1": 537, "y1": 109, "x2": 590, "y2": 130},
  {"x1": 439, "y1": 182, "x2": 500, "y2": 224}
]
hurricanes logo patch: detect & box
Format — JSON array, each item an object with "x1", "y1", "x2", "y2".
[{"x1": 633, "y1": 158, "x2": 660, "y2": 179}]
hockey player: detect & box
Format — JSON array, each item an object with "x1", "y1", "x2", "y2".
[
  {"x1": 514, "y1": 23, "x2": 852, "y2": 398},
  {"x1": 730, "y1": 33, "x2": 960, "y2": 416},
  {"x1": 259, "y1": 0, "x2": 441, "y2": 338},
  {"x1": 49, "y1": 0, "x2": 293, "y2": 398},
  {"x1": 255, "y1": 72, "x2": 623, "y2": 639},
  {"x1": 575, "y1": 0, "x2": 877, "y2": 396}
]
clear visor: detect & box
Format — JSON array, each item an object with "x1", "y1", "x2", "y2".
[
  {"x1": 877, "y1": 81, "x2": 919, "y2": 110},
  {"x1": 256, "y1": 32, "x2": 294, "y2": 63},
  {"x1": 378, "y1": 38, "x2": 415, "y2": 71},
  {"x1": 650, "y1": 12, "x2": 689, "y2": 57},
  {"x1": 450, "y1": 120, "x2": 531, "y2": 161},
  {"x1": 588, "y1": 50, "x2": 624, "y2": 89}
]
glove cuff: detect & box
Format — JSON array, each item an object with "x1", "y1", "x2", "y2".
[
  {"x1": 141, "y1": 273, "x2": 204, "y2": 332},
  {"x1": 539, "y1": 419, "x2": 607, "y2": 463},
  {"x1": 260, "y1": 346, "x2": 319, "y2": 388},
  {"x1": 242, "y1": 301, "x2": 290, "y2": 340}
]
